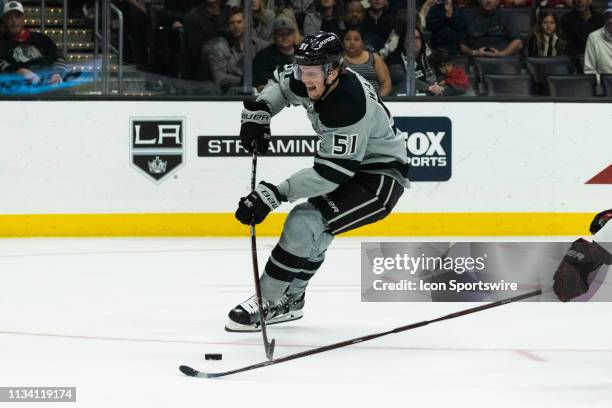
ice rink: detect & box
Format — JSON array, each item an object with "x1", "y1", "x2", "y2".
[{"x1": 1, "y1": 237, "x2": 611, "y2": 408}]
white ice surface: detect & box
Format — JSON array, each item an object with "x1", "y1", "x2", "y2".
[{"x1": 0, "y1": 237, "x2": 611, "y2": 408}]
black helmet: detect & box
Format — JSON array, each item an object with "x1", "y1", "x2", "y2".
[{"x1": 295, "y1": 31, "x2": 344, "y2": 66}]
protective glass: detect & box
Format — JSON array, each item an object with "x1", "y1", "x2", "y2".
[{"x1": 293, "y1": 65, "x2": 326, "y2": 82}]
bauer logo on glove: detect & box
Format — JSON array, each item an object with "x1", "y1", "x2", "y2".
[
  {"x1": 235, "y1": 182, "x2": 286, "y2": 225},
  {"x1": 240, "y1": 100, "x2": 272, "y2": 154}
]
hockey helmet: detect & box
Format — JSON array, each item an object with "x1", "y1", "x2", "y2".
[{"x1": 294, "y1": 31, "x2": 344, "y2": 82}]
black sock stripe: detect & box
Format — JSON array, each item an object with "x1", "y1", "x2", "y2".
[
  {"x1": 303, "y1": 259, "x2": 323, "y2": 272},
  {"x1": 265, "y1": 260, "x2": 297, "y2": 283},
  {"x1": 295, "y1": 271, "x2": 315, "y2": 281},
  {"x1": 271, "y1": 245, "x2": 308, "y2": 270}
]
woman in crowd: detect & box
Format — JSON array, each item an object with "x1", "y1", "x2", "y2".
[
  {"x1": 343, "y1": 27, "x2": 392, "y2": 96},
  {"x1": 527, "y1": 11, "x2": 567, "y2": 56}
]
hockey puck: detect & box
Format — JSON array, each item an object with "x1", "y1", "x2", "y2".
[{"x1": 205, "y1": 353, "x2": 222, "y2": 360}]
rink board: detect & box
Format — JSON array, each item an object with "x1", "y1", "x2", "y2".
[{"x1": 2, "y1": 100, "x2": 610, "y2": 236}]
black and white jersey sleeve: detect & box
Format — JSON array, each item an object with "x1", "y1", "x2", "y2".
[{"x1": 256, "y1": 64, "x2": 307, "y2": 115}]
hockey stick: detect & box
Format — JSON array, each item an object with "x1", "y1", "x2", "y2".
[
  {"x1": 180, "y1": 288, "x2": 547, "y2": 378},
  {"x1": 248, "y1": 149, "x2": 275, "y2": 360}
]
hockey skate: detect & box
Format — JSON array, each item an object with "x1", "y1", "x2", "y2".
[{"x1": 225, "y1": 292, "x2": 305, "y2": 332}]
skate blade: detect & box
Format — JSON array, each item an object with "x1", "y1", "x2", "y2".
[{"x1": 224, "y1": 310, "x2": 304, "y2": 332}]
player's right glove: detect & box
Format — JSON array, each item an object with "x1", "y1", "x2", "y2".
[
  {"x1": 553, "y1": 238, "x2": 612, "y2": 302},
  {"x1": 240, "y1": 100, "x2": 271, "y2": 154},
  {"x1": 235, "y1": 182, "x2": 286, "y2": 225}
]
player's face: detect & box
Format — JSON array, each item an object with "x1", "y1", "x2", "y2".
[
  {"x1": 299, "y1": 65, "x2": 327, "y2": 100},
  {"x1": 3, "y1": 11, "x2": 25, "y2": 36}
]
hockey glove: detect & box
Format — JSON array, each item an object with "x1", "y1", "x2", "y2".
[
  {"x1": 240, "y1": 100, "x2": 271, "y2": 154},
  {"x1": 235, "y1": 182, "x2": 286, "y2": 225},
  {"x1": 553, "y1": 238, "x2": 612, "y2": 302}
]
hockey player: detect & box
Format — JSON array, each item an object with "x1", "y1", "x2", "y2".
[
  {"x1": 553, "y1": 209, "x2": 612, "y2": 302},
  {"x1": 227, "y1": 31, "x2": 409, "y2": 331}
]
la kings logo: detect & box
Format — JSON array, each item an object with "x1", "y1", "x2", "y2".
[
  {"x1": 394, "y1": 116, "x2": 452, "y2": 182},
  {"x1": 130, "y1": 118, "x2": 185, "y2": 183}
]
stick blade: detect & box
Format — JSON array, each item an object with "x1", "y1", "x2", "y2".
[{"x1": 179, "y1": 365, "x2": 200, "y2": 377}]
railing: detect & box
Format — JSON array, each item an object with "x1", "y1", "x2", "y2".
[{"x1": 93, "y1": 0, "x2": 124, "y2": 94}]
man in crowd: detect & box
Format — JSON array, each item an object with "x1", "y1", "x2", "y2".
[
  {"x1": 207, "y1": 8, "x2": 268, "y2": 93},
  {"x1": 460, "y1": 0, "x2": 522, "y2": 58},
  {"x1": 584, "y1": 3, "x2": 612, "y2": 76},
  {"x1": 560, "y1": 0, "x2": 604, "y2": 56},
  {"x1": 252, "y1": 15, "x2": 297, "y2": 90},
  {"x1": 361, "y1": 0, "x2": 395, "y2": 50},
  {"x1": 0, "y1": 1, "x2": 67, "y2": 85}
]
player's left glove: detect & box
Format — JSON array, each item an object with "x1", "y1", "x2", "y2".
[
  {"x1": 553, "y1": 238, "x2": 612, "y2": 302},
  {"x1": 235, "y1": 182, "x2": 287, "y2": 225}
]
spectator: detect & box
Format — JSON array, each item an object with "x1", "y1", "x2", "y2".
[
  {"x1": 116, "y1": 0, "x2": 149, "y2": 67},
  {"x1": 0, "y1": 1, "x2": 67, "y2": 85},
  {"x1": 345, "y1": 0, "x2": 365, "y2": 27},
  {"x1": 161, "y1": 0, "x2": 200, "y2": 30},
  {"x1": 560, "y1": 0, "x2": 604, "y2": 55},
  {"x1": 303, "y1": 0, "x2": 346, "y2": 36},
  {"x1": 460, "y1": 0, "x2": 523, "y2": 57},
  {"x1": 183, "y1": 0, "x2": 228, "y2": 80},
  {"x1": 361, "y1": 0, "x2": 395, "y2": 50},
  {"x1": 418, "y1": 0, "x2": 437, "y2": 29},
  {"x1": 207, "y1": 9, "x2": 268, "y2": 93},
  {"x1": 388, "y1": 27, "x2": 440, "y2": 95},
  {"x1": 584, "y1": 4, "x2": 612, "y2": 75},
  {"x1": 343, "y1": 27, "x2": 392, "y2": 95},
  {"x1": 527, "y1": 11, "x2": 567, "y2": 55},
  {"x1": 253, "y1": 16, "x2": 297, "y2": 90},
  {"x1": 430, "y1": 49, "x2": 473, "y2": 95},
  {"x1": 499, "y1": 0, "x2": 533, "y2": 6},
  {"x1": 276, "y1": 0, "x2": 316, "y2": 28},
  {"x1": 227, "y1": 0, "x2": 276, "y2": 41},
  {"x1": 539, "y1": 0, "x2": 572, "y2": 7},
  {"x1": 426, "y1": 0, "x2": 468, "y2": 56},
  {"x1": 252, "y1": 0, "x2": 276, "y2": 41}
]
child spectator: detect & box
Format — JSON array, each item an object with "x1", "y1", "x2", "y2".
[
  {"x1": 431, "y1": 49, "x2": 473, "y2": 95},
  {"x1": 343, "y1": 27, "x2": 392, "y2": 95},
  {"x1": 303, "y1": 0, "x2": 346, "y2": 36},
  {"x1": 527, "y1": 11, "x2": 567, "y2": 55}
]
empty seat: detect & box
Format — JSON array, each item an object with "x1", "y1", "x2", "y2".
[
  {"x1": 547, "y1": 75, "x2": 597, "y2": 97},
  {"x1": 500, "y1": 8, "x2": 535, "y2": 38},
  {"x1": 525, "y1": 56, "x2": 576, "y2": 94},
  {"x1": 485, "y1": 74, "x2": 534, "y2": 97},
  {"x1": 474, "y1": 56, "x2": 523, "y2": 94}
]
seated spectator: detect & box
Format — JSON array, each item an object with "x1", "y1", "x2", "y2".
[
  {"x1": 343, "y1": 27, "x2": 392, "y2": 95},
  {"x1": 539, "y1": 0, "x2": 572, "y2": 7},
  {"x1": 345, "y1": 0, "x2": 365, "y2": 27},
  {"x1": 161, "y1": 0, "x2": 200, "y2": 31},
  {"x1": 430, "y1": 49, "x2": 473, "y2": 95},
  {"x1": 499, "y1": 0, "x2": 533, "y2": 6},
  {"x1": 584, "y1": 4, "x2": 612, "y2": 75},
  {"x1": 426, "y1": 0, "x2": 468, "y2": 56},
  {"x1": 388, "y1": 27, "x2": 440, "y2": 95},
  {"x1": 253, "y1": 16, "x2": 297, "y2": 90},
  {"x1": 0, "y1": 1, "x2": 67, "y2": 85},
  {"x1": 362, "y1": 0, "x2": 395, "y2": 50},
  {"x1": 207, "y1": 9, "x2": 268, "y2": 93},
  {"x1": 560, "y1": 0, "x2": 604, "y2": 56},
  {"x1": 527, "y1": 11, "x2": 567, "y2": 55},
  {"x1": 183, "y1": 0, "x2": 228, "y2": 81},
  {"x1": 276, "y1": 0, "x2": 316, "y2": 28},
  {"x1": 418, "y1": 0, "x2": 437, "y2": 29},
  {"x1": 303, "y1": 0, "x2": 346, "y2": 36},
  {"x1": 460, "y1": 0, "x2": 523, "y2": 57},
  {"x1": 227, "y1": 0, "x2": 275, "y2": 41}
]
